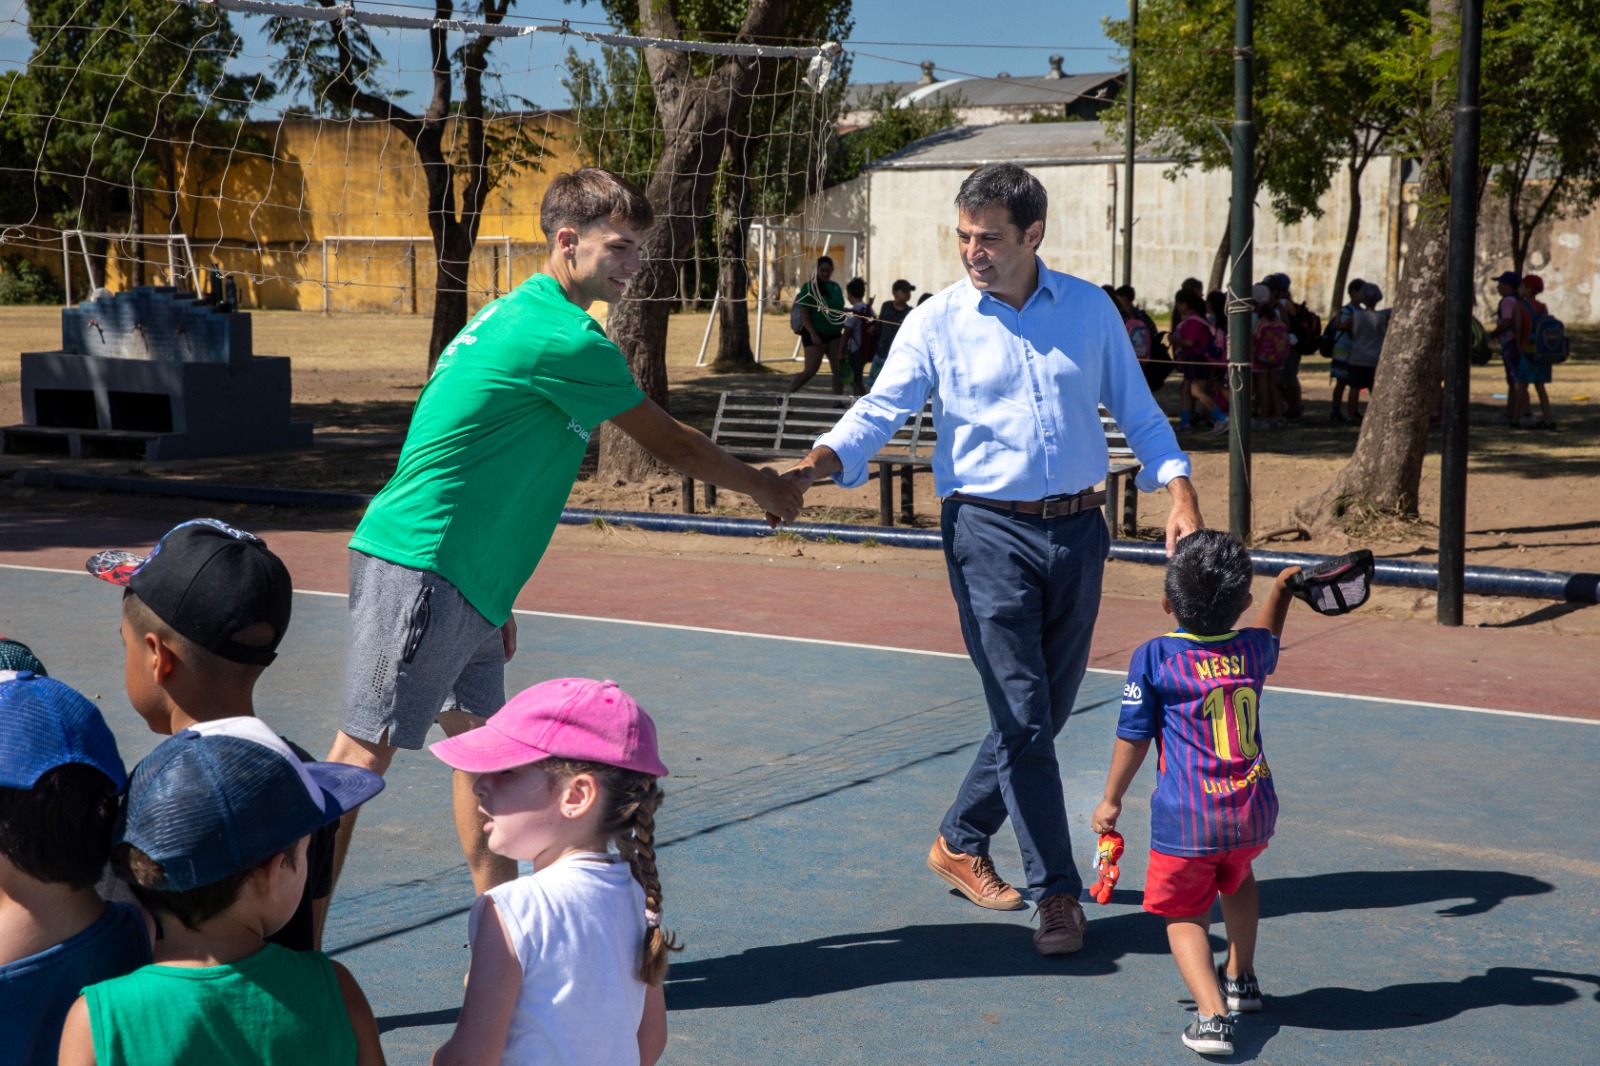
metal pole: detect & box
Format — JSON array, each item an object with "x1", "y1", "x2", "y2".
[
  {"x1": 753, "y1": 224, "x2": 765, "y2": 363},
  {"x1": 1227, "y1": 0, "x2": 1255, "y2": 541},
  {"x1": 61, "y1": 232, "x2": 72, "y2": 307},
  {"x1": 1121, "y1": 0, "x2": 1137, "y2": 289},
  {"x1": 1438, "y1": 0, "x2": 1483, "y2": 626}
]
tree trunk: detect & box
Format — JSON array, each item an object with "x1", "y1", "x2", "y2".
[
  {"x1": 599, "y1": 0, "x2": 792, "y2": 481},
  {"x1": 1294, "y1": 0, "x2": 1459, "y2": 529},
  {"x1": 714, "y1": 134, "x2": 756, "y2": 370},
  {"x1": 1330, "y1": 156, "x2": 1365, "y2": 316},
  {"x1": 1207, "y1": 214, "x2": 1230, "y2": 294}
]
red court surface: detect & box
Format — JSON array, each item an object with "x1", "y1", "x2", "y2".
[{"x1": 0, "y1": 508, "x2": 1591, "y2": 721}]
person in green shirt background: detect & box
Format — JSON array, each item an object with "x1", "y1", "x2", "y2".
[
  {"x1": 788, "y1": 254, "x2": 849, "y2": 395},
  {"x1": 325, "y1": 168, "x2": 806, "y2": 907}
]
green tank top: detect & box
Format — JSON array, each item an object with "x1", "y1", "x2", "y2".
[{"x1": 85, "y1": 944, "x2": 356, "y2": 1066}]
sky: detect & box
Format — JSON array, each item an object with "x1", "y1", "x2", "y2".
[{"x1": 0, "y1": 0, "x2": 1128, "y2": 111}]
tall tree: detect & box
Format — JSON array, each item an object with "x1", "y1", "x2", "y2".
[
  {"x1": 568, "y1": 1, "x2": 850, "y2": 378},
  {"x1": 1481, "y1": 0, "x2": 1600, "y2": 274},
  {"x1": 10, "y1": 0, "x2": 270, "y2": 292},
  {"x1": 576, "y1": 0, "x2": 831, "y2": 480},
  {"x1": 269, "y1": 1, "x2": 543, "y2": 371},
  {"x1": 1295, "y1": 0, "x2": 1459, "y2": 527},
  {"x1": 1102, "y1": 0, "x2": 1413, "y2": 298}
]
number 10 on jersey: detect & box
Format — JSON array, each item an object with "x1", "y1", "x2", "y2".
[{"x1": 1201, "y1": 685, "x2": 1260, "y2": 760}]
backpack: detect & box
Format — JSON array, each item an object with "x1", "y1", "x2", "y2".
[
  {"x1": 1469, "y1": 316, "x2": 1492, "y2": 366},
  {"x1": 1522, "y1": 299, "x2": 1569, "y2": 364},
  {"x1": 1127, "y1": 318, "x2": 1151, "y2": 360},
  {"x1": 1253, "y1": 315, "x2": 1291, "y2": 367},
  {"x1": 1207, "y1": 322, "x2": 1228, "y2": 364},
  {"x1": 1290, "y1": 305, "x2": 1323, "y2": 356}
]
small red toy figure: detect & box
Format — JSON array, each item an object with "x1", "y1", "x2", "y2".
[{"x1": 1090, "y1": 830, "x2": 1124, "y2": 904}]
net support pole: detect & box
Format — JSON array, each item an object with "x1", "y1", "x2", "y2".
[
  {"x1": 321, "y1": 240, "x2": 331, "y2": 315},
  {"x1": 753, "y1": 223, "x2": 766, "y2": 363},
  {"x1": 1438, "y1": 0, "x2": 1483, "y2": 627},
  {"x1": 1121, "y1": 0, "x2": 1137, "y2": 290},
  {"x1": 1227, "y1": 0, "x2": 1255, "y2": 542},
  {"x1": 61, "y1": 232, "x2": 72, "y2": 307},
  {"x1": 695, "y1": 292, "x2": 721, "y2": 367}
]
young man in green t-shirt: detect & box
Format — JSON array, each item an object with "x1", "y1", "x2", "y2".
[{"x1": 325, "y1": 168, "x2": 805, "y2": 912}]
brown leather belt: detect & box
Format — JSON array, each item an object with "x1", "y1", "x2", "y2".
[{"x1": 945, "y1": 488, "x2": 1107, "y2": 519}]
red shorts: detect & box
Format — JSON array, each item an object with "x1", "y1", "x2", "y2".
[{"x1": 1142, "y1": 844, "x2": 1268, "y2": 917}]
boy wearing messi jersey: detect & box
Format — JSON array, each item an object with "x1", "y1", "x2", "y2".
[{"x1": 1093, "y1": 530, "x2": 1299, "y2": 1057}]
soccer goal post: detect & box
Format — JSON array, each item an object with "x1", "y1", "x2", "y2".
[{"x1": 61, "y1": 231, "x2": 201, "y2": 306}]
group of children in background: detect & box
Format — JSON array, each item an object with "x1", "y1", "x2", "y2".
[
  {"x1": 1115, "y1": 267, "x2": 1564, "y2": 436},
  {"x1": 2, "y1": 516, "x2": 1299, "y2": 1061}
]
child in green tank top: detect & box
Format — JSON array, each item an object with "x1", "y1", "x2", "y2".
[{"x1": 57, "y1": 719, "x2": 387, "y2": 1066}]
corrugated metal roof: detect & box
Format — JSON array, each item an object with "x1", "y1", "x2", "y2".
[
  {"x1": 846, "y1": 71, "x2": 1122, "y2": 110},
  {"x1": 870, "y1": 121, "x2": 1172, "y2": 170}
]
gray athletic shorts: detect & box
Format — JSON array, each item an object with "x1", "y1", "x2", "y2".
[{"x1": 341, "y1": 550, "x2": 507, "y2": 750}]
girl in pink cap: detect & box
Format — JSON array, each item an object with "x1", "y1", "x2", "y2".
[{"x1": 429, "y1": 678, "x2": 675, "y2": 1066}]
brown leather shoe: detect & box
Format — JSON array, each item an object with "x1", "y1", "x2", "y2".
[
  {"x1": 927, "y1": 835, "x2": 1026, "y2": 910},
  {"x1": 1033, "y1": 893, "x2": 1086, "y2": 955}
]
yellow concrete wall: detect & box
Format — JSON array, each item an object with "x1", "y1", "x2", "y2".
[{"x1": 27, "y1": 112, "x2": 578, "y2": 312}]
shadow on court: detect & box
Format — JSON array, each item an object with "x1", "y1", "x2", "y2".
[
  {"x1": 1228, "y1": 968, "x2": 1600, "y2": 1060},
  {"x1": 664, "y1": 870, "x2": 1556, "y2": 1011}
]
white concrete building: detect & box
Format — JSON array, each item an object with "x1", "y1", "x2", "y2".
[{"x1": 787, "y1": 120, "x2": 1600, "y2": 325}]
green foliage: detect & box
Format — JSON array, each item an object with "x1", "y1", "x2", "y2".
[
  {"x1": 1371, "y1": 0, "x2": 1600, "y2": 265},
  {"x1": 827, "y1": 86, "x2": 963, "y2": 186},
  {"x1": 11, "y1": 0, "x2": 273, "y2": 232},
  {"x1": 562, "y1": 46, "x2": 663, "y2": 192},
  {"x1": 567, "y1": 0, "x2": 852, "y2": 213},
  {"x1": 0, "y1": 256, "x2": 63, "y2": 304},
  {"x1": 1103, "y1": 0, "x2": 1416, "y2": 225}
]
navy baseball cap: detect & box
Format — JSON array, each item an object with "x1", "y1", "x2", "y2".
[
  {"x1": 0, "y1": 637, "x2": 46, "y2": 676},
  {"x1": 118, "y1": 717, "x2": 383, "y2": 891},
  {"x1": 87, "y1": 519, "x2": 293, "y2": 667},
  {"x1": 1493, "y1": 270, "x2": 1521, "y2": 284},
  {"x1": 0, "y1": 673, "x2": 126, "y2": 792}
]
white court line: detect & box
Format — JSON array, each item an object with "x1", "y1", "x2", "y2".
[{"x1": 6, "y1": 562, "x2": 1595, "y2": 726}]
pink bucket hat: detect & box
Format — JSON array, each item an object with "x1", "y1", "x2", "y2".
[{"x1": 430, "y1": 678, "x2": 669, "y2": 778}]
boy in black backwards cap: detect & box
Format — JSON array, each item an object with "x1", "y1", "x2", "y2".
[{"x1": 88, "y1": 518, "x2": 338, "y2": 950}]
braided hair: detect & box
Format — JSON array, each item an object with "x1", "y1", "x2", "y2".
[{"x1": 541, "y1": 758, "x2": 681, "y2": 984}]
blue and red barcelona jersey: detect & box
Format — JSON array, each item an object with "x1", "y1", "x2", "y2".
[{"x1": 1117, "y1": 628, "x2": 1280, "y2": 857}]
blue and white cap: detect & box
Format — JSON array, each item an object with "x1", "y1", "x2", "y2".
[{"x1": 118, "y1": 717, "x2": 383, "y2": 891}]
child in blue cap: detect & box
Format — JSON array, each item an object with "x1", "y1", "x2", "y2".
[
  {"x1": 57, "y1": 718, "x2": 387, "y2": 1066},
  {"x1": 0, "y1": 671, "x2": 149, "y2": 1066}
]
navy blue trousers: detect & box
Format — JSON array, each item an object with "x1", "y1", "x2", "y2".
[{"x1": 937, "y1": 499, "x2": 1109, "y2": 902}]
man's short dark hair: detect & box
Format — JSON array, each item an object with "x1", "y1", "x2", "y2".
[
  {"x1": 846, "y1": 276, "x2": 866, "y2": 299},
  {"x1": 815, "y1": 255, "x2": 834, "y2": 269},
  {"x1": 954, "y1": 163, "x2": 1048, "y2": 233},
  {"x1": 539, "y1": 167, "x2": 654, "y2": 240},
  {"x1": 1165, "y1": 530, "x2": 1255, "y2": 636},
  {"x1": 1348, "y1": 278, "x2": 1365, "y2": 297},
  {"x1": 0, "y1": 764, "x2": 121, "y2": 889}
]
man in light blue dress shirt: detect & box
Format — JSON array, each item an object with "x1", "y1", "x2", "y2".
[{"x1": 784, "y1": 164, "x2": 1204, "y2": 956}]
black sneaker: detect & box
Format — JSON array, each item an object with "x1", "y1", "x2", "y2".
[
  {"x1": 1181, "y1": 1014, "x2": 1235, "y2": 1056},
  {"x1": 1218, "y1": 964, "x2": 1262, "y2": 1011}
]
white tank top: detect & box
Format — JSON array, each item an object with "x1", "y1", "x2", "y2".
[{"x1": 474, "y1": 852, "x2": 649, "y2": 1065}]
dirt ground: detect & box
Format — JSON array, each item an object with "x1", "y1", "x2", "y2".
[{"x1": 1, "y1": 304, "x2": 1596, "y2": 637}]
